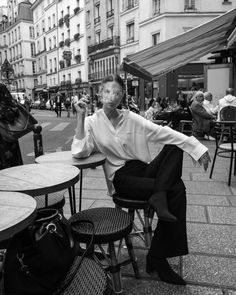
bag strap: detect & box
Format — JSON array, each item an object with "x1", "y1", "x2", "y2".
[{"x1": 54, "y1": 219, "x2": 96, "y2": 295}]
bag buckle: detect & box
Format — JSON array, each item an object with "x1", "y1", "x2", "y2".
[
  {"x1": 17, "y1": 253, "x2": 29, "y2": 274},
  {"x1": 46, "y1": 222, "x2": 63, "y2": 238}
]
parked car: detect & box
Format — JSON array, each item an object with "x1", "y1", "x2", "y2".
[{"x1": 32, "y1": 99, "x2": 41, "y2": 109}]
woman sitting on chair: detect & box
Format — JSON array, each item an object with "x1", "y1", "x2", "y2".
[{"x1": 71, "y1": 75, "x2": 210, "y2": 286}]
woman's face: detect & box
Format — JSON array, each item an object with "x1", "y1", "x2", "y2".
[{"x1": 101, "y1": 81, "x2": 124, "y2": 109}]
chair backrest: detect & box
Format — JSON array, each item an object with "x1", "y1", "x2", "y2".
[{"x1": 220, "y1": 106, "x2": 236, "y2": 121}]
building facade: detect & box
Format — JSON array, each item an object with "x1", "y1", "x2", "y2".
[
  {"x1": 0, "y1": 0, "x2": 36, "y2": 100},
  {"x1": 86, "y1": 0, "x2": 120, "y2": 96}
]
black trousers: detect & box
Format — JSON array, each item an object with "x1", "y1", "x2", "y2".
[{"x1": 113, "y1": 145, "x2": 188, "y2": 258}]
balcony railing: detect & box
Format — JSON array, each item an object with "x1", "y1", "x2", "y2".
[
  {"x1": 94, "y1": 16, "x2": 101, "y2": 25},
  {"x1": 106, "y1": 9, "x2": 114, "y2": 18},
  {"x1": 61, "y1": 81, "x2": 66, "y2": 85},
  {"x1": 88, "y1": 36, "x2": 120, "y2": 54},
  {"x1": 59, "y1": 60, "x2": 65, "y2": 69},
  {"x1": 66, "y1": 80, "x2": 71, "y2": 85}
]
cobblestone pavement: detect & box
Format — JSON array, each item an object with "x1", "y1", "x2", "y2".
[{"x1": 63, "y1": 139, "x2": 236, "y2": 295}]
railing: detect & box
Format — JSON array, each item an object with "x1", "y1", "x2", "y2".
[
  {"x1": 66, "y1": 80, "x2": 71, "y2": 85},
  {"x1": 88, "y1": 36, "x2": 120, "y2": 54},
  {"x1": 184, "y1": 5, "x2": 197, "y2": 11},
  {"x1": 106, "y1": 9, "x2": 114, "y2": 18},
  {"x1": 75, "y1": 54, "x2": 81, "y2": 63},
  {"x1": 94, "y1": 16, "x2": 101, "y2": 25}
]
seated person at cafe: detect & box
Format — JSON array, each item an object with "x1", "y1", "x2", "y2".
[
  {"x1": 217, "y1": 88, "x2": 236, "y2": 120},
  {"x1": 203, "y1": 92, "x2": 218, "y2": 116},
  {"x1": 145, "y1": 98, "x2": 161, "y2": 121},
  {"x1": 190, "y1": 91, "x2": 215, "y2": 139}
]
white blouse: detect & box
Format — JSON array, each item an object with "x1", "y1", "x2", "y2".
[{"x1": 71, "y1": 109, "x2": 208, "y2": 195}]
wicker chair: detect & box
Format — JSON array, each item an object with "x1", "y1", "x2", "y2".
[
  {"x1": 59, "y1": 256, "x2": 111, "y2": 295},
  {"x1": 69, "y1": 207, "x2": 140, "y2": 295}
]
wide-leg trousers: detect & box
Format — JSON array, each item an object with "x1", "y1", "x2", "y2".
[{"x1": 113, "y1": 145, "x2": 188, "y2": 258}]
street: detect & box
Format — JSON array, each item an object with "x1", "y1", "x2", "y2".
[{"x1": 19, "y1": 109, "x2": 78, "y2": 164}]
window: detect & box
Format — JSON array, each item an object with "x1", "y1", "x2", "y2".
[
  {"x1": 126, "y1": 22, "x2": 134, "y2": 43},
  {"x1": 29, "y1": 26, "x2": 34, "y2": 38},
  {"x1": 31, "y1": 43, "x2": 35, "y2": 56},
  {"x1": 108, "y1": 26, "x2": 113, "y2": 38},
  {"x1": 152, "y1": 32, "x2": 160, "y2": 45},
  {"x1": 67, "y1": 29, "x2": 70, "y2": 39},
  {"x1": 153, "y1": 0, "x2": 160, "y2": 15},
  {"x1": 42, "y1": 20, "x2": 45, "y2": 32},
  {"x1": 87, "y1": 36, "x2": 91, "y2": 45},
  {"x1": 77, "y1": 24, "x2": 80, "y2": 34},
  {"x1": 36, "y1": 25, "x2": 39, "y2": 36},
  {"x1": 95, "y1": 3, "x2": 100, "y2": 18},
  {"x1": 49, "y1": 59, "x2": 52, "y2": 72},
  {"x1": 52, "y1": 14, "x2": 55, "y2": 27},
  {"x1": 54, "y1": 58, "x2": 57, "y2": 72},
  {"x1": 184, "y1": 0, "x2": 195, "y2": 9},
  {"x1": 86, "y1": 10, "x2": 90, "y2": 24},
  {"x1": 108, "y1": 0, "x2": 113, "y2": 10},
  {"x1": 53, "y1": 36, "x2": 56, "y2": 47},
  {"x1": 95, "y1": 31, "x2": 101, "y2": 43},
  {"x1": 68, "y1": 73, "x2": 71, "y2": 81},
  {"x1": 32, "y1": 61, "x2": 36, "y2": 74},
  {"x1": 3, "y1": 35, "x2": 6, "y2": 46},
  {"x1": 48, "y1": 16, "x2": 51, "y2": 30},
  {"x1": 61, "y1": 33, "x2": 64, "y2": 41},
  {"x1": 18, "y1": 27, "x2": 21, "y2": 39},
  {"x1": 67, "y1": 6, "x2": 70, "y2": 14},
  {"x1": 49, "y1": 38, "x2": 52, "y2": 49},
  {"x1": 61, "y1": 10, "x2": 64, "y2": 18}
]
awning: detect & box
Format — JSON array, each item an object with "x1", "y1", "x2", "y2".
[{"x1": 121, "y1": 8, "x2": 236, "y2": 81}]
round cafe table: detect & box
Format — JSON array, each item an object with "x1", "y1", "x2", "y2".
[
  {"x1": 35, "y1": 151, "x2": 106, "y2": 212},
  {"x1": 0, "y1": 163, "x2": 80, "y2": 215},
  {"x1": 0, "y1": 192, "x2": 36, "y2": 242}
]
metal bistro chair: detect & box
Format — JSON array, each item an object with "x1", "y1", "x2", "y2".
[
  {"x1": 69, "y1": 207, "x2": 140, "y2": 295},
  {"x1": 210, "y1": 106, "x2": 236, "y2": 186},
  {"x1": 112, "y1": 194, "x2": 154, "y2": 249}
]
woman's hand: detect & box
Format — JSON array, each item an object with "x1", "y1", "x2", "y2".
[
  {"x1": 198, "y1": 151, "x2": 211, "y2": 171},
  {"x1": 74, "y1": 97, "x2": 90, "y2": 116}
]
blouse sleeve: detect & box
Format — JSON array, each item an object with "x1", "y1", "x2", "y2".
[
  {"x1": 144, "y1": 119, "x2": 208, "y2": 161},
  {"x1": 71, "y1": 117, "x2": 95, "y2": 158}
]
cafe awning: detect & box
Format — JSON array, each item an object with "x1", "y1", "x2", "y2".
[{"x1": 121, "y1": 8, "x2": 236, "y2": 81}]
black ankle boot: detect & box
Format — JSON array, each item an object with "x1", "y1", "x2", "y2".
[
  {"x1": 146, "y1": 256, "x2": 186, "y2": 285},
  {"x1": 148, "y1": 192, "x2": 177, "y2": 223}
]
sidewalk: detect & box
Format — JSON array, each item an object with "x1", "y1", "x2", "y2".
[{"x1": 64, "y1": 139, "x2": 236, "y2": 295}]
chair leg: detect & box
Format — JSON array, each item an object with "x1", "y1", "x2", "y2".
[
  {"x1": 234, "y1": 152, "x2": 236, "y2": 176},
  {"x1": 143, "y1": 208, "x2": 152, "y2": 248},
  {"x1": 228, "y1": 151, "x2": 234, "y2": 186},
  {"x1": 124, "y1": 235, "x2": 140, "y2": 279},
  {"x1": 108, "y1": 242, "x2": 123, "y2": 295},
  {"x1": 209, "y1": 148, "x2": 218, "y2": 179}
]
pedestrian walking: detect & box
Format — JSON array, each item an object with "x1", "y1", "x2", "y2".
[
  {"x1": 71, "y1": 74, "x2": 211, "y2": 286},
  {"x1": 55, "y1": 92, "x2": 63, "y2": 117}
]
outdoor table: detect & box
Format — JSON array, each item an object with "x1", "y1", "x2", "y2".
[
  {"x1": 35, "y1": 151, "x2": 106, "y2": 212},
  {"x1": 0, "y1": 163, "x2": 80, "y2": 215},
  {"x1": 0, "y1": 191, "x2": 36, "y2": 242}
]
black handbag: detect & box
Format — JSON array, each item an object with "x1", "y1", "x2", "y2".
[
  {"x1": 0, "y1": 102, "x2": 38, "y2": 142},
  {"x1": 4, "y1": 209, "x2": 76, "y2": 295}
]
